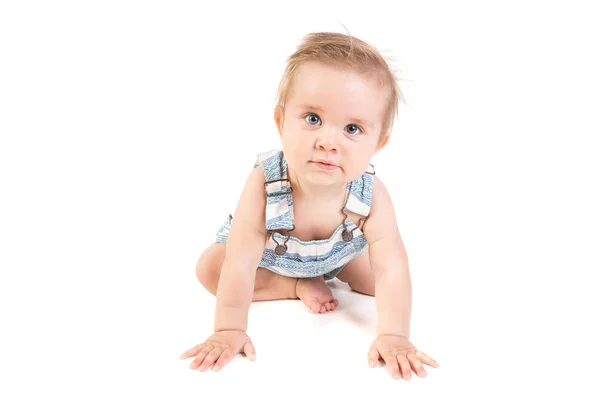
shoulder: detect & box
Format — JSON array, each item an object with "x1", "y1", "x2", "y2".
[
  {"x1": 248, "y1": 160, "x2": 267, "y2": 185},
  {"x1": 371, "y1": 175, "x2": 394, "y2": 214},
  {"x1": 231, "y1": 164, "x2": 267, "y2": 237},
  {"x1": 362, "y1": 176, "x2": 400, "y2": 245},
  {"x1": 244, "y1": 164, "x2": 267, "y2": 208}
]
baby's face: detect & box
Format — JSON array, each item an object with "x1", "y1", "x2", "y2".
[{"x1": 276, "y1": 61, "x2": 388, "y2": 186}]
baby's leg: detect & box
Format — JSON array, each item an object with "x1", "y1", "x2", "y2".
[
  {"x1": 195, "y1": 243, "x2": 297, "y2": 301},
  {"x1": 335, "y1": 249, "x2": 375, "y2": 296}
]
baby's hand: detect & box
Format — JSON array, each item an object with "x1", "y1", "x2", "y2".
[
  {"x1": 180, "y1": 330, "x2": 256, "y2": 372},
  {"x1": 368, "y1": 335, "x2": 439, "y2": 380}
]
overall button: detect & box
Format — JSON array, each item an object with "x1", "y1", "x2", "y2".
[
  {"x1": 275, "y1": 244, "x2": 288, "y2": 255},
  {"x1": 342, "y1": 229, "x2": 353, "y2": 242}
]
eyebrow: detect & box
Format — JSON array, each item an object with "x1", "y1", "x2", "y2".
[{"x1": 299, "y1": 103, "x2": 374, "y2": 129}]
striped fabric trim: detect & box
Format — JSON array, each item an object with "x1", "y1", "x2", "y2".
[
  {"x1": 268, "y1": 221, "x2": 363, "y2": 261},
  {"x1": 259, "y1": 231, "x2": 369, "y2": 278},
  {"x1": 343, "y1": 174, "x2": 373, "y2": 216},
  {"x1": 255, "y1": 150, "x2": 295, "y2": 231},
  {"x1": 215, "y1": 214, "x2": 232, "y2": 244}
]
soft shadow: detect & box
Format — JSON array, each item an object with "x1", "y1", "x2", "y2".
[{"x1": 330, "y1": 281, "x2": 377, "y2": 334}]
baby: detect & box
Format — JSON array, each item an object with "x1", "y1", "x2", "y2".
[{"x1": 180, "y1": 32, "x2": 439, "y2": 380}]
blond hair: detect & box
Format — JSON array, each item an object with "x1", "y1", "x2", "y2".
[{"x1": 276, "y1": 32, "x2": 404, "y2": 141}]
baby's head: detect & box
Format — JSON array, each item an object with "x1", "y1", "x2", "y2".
[{"x1": 274, "y1": 32, "x2": 403, "y2": 185}]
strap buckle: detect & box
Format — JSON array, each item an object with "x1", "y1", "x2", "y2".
[{"x1": 264, "y1": 178, "x2": 293, "y2": 197}]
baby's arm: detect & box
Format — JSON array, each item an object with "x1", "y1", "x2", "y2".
[
  {"x1": 362, "y1": 176, "x2": 411, "y2": 337},
  {"x1": 214, "y1": 166, "x2": 268, "y2": 332},
  {"x1": 362, "y1": 177, "x2": 438, "y2": 380},
  {"x1": 181, "y1": 166, "x2": 267, "y2": 372}
]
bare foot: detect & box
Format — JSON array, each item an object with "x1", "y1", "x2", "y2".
[{"x1": 295, "y1": 276, "x2": 339, "y2": 314}]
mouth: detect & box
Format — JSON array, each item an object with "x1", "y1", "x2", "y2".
[
  {"x1": 311, "y1": 159, "x2": 338, "y2": 167},
  {"x1": 310, "y1": 160, "x2": 339, "y2": 170}
]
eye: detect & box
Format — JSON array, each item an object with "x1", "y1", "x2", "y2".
[
  {"x1": 304, "y1": 113, "x2": 321, "y2": 126},
  {"x1": 345, "y1": 124, "x2": 363, "y2": 135}
]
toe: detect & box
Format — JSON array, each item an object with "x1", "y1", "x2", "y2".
[{"x1": 308, "y1": 299, "x2": 321, "y2": 313}]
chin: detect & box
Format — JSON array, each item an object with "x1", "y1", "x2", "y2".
[{"x1": 305, "y1": 172, "x2": 345, "y2": 186}]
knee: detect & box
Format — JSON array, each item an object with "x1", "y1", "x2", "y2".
[
  {"x1": 195, "y1": 254, "x2": 222, "y2": 295},
  {"x1": 195, "y1": 259, "x2": 209, "y2": 285}
]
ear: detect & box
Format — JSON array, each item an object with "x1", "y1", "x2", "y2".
[
  {"x1": 376, "y1": 132, "x2": 390, "y2": 152},
  {"x1": 274, "y1": 105, "x2": 285, "y2": 138}
]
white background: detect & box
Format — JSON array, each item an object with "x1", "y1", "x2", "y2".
[{"x1": 1, "y1": 0, "x2": 598, "y2": 398}]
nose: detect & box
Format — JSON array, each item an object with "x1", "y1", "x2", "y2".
[{"x1": 315, "y1": 126, "x2": 339, "y2": 152}]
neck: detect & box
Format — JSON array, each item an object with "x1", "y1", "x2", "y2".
[{"x1": 287, "y1": 167, "x2": 347, "y2": 203}]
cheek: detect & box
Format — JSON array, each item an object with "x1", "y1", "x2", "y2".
[
  {"x1": 281, "y1": 135, "x2": 299, "y2": 155},
  {"x1": 345, "y1": 153, "x2": 372, "y2": 178},
  {"x1": 283, "y1": 129, "x2": 308, "y2": 151}
]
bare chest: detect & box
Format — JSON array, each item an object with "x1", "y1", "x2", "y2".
[{"x1": 272, "y1": 199, "x2": 364, "y2": 242}]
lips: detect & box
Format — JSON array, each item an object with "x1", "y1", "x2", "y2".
[
  {"x1": 312, "y1": 159, "x2": 338, "y2": 167},
  {"x1": 310, "y1": 160, "x2": 339, "y2": 171}
]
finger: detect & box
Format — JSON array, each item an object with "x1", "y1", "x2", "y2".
[
  {"x1": 382, "y1": 353, "x2": 402, "y2": 380},
  {"x1": 180, "y1": 344, "x2": 204, "y2": 359},
  {"x1": 367, "y1": 347, "x2": 380, "y2": 368},
  {"x1": 243, "y1": 341, "x2": 256, "y2": 361},
  {"x1": 416, "y1": 350, "x2": 439, "y2": 368},
  {"x1": 212, "y1": 348, "x2": 235, "y2": 372},
  {"x1": 199, "y1": 347, "x2": 223, "y2": 372},
  {"x1": 397, "y1": 353, "x2": 412, "y2": 380},
  {"x1": 333, "y1": 299, "x2": 339, "y2": 307},
  {"x1": 189, "y1": 345, "x2": 213, "y2": 369},
  {"x1": 407, "y1": 351, "x2": 427, "y2": 378}
]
